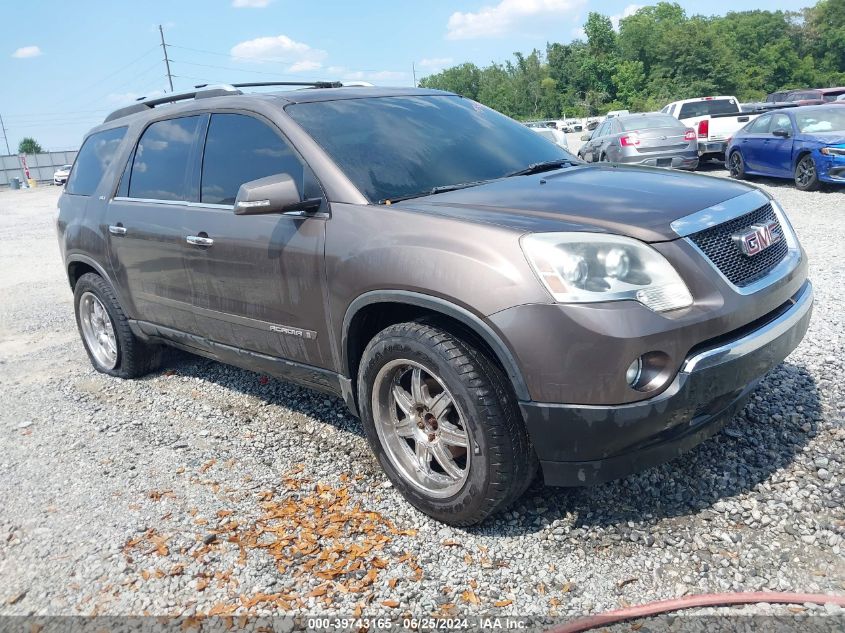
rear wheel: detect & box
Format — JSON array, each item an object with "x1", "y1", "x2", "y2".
[
  {"x1": 74, "y1": 273, "x2": 162, "y2": 378},
  {"x1": 794, "y1": 154, "x2": 820, "y2": 191},
  {"x1": 357, "y1": 321, "x2": 536, "y2": 526},
  {"x1": 728, "y1": 151, "x2": 746, "y2": 179}
]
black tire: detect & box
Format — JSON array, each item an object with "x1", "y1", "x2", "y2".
[
  {"x1": 73, "y1": 273, "x2": 162, "y2": 378},
  {"x1": 357, "y1": 320, "x2": 537, "y2": 526},
  {"x1": 794, "y1": 154, "x2": 820, "y2": 191},
  {"x1": 599, "y1": 152, "x2": 607, "y2": 163},
  {"x1": 728, "y1": 150, "x2": 746, "y2": 180}
]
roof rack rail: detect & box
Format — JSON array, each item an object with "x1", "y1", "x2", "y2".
[
  {"x1": 103, "y1": 84, "x2": 242, "y2": 123},
  {"x1": 226, "y1": 81, "x2": 343, "y2": 89}
]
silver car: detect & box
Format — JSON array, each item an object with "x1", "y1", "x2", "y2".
[{"x1": 578, "y1": 113, "x2": 698, "y2": 170}]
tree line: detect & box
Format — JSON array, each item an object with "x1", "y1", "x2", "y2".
[{"x1": 419, "y1": 0, "x2": 845, "y2": 119}]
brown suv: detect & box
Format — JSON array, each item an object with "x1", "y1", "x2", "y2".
[{"x1": 57, "y1": 84, "x2": 813, "y2": 525}]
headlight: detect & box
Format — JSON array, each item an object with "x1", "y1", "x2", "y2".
[
  {"x1": 521, "y1": 232, "x2": 693, "y2": 312},
  {"x1": 820, "y1": 147, "x2": 845, "y2": 156}
]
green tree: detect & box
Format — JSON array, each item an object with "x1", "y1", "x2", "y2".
[
  {"x1": 418, "y1": 63, "x2": 481, "y2": 99},
  {"x1": 18, "y1": 137, "x2": 42, "y2": 154}
]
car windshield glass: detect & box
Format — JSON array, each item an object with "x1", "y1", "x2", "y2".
[
  {"x1": 286, "y1": 95, "x2": 577, "y2": 203},
  {"x1": 677, "y1": 99, "x2": 738, "y2": 118},
  {"x1": 795, "y1": 108, "x2": 845, "y2": 133},
  {"x1": 619, "y1": 115, "x2": 683, "y2": 131}
]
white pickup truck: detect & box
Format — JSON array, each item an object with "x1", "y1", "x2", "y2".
[{"x1": 660, "y1": 96, "x2": 759, "y2": 162}]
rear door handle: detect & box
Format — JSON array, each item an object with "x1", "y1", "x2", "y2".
[
  {"x1": 108, "y1": 225, "x2": 127, "y2": 236},
  {"x1": 186, "y1": 235, "x2": 214, "y2": 247}
]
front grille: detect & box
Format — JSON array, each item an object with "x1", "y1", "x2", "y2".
[{"x1": 689, "y1": 203, "x2": 789, "y2": 287}]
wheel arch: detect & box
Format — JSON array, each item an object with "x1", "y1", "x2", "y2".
[
  {"x1": 66, "y1": 254, "x2": 113, "y2": 290},
  {"x1": 342, "y1": 291, "x2": 530, "y2": 404}
]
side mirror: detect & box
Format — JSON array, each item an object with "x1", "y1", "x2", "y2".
[
  {"x1": 234, "y1": 173, "x2": 321, "y2": 216},
  {"x1": 772, "y1": 128, "x2": 790, "y2": 138},
  {"x1": 580, "y1": 133, "x2": 591, "y2": 141}
]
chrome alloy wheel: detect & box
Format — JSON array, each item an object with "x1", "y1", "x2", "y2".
[
  {"x1": 372, "y1": 359, "x2": 471, "y2": 498},
  {"x1": 79, "y1": 291, "x2": 118, "y2": 369}
]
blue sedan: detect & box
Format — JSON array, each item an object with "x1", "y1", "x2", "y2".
[{"x1": 726, "y1": 105, "x2": 845, "y2": 191}]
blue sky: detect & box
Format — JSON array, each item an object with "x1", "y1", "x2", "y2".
[{"x1": 2, "y1": 0, "x2": 806, "y2": 151}]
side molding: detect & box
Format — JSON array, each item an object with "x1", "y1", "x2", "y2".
[{"x1": 342, "y1": 290, "x2": 530, "y2": 401}]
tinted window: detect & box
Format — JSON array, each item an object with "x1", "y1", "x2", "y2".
[
  {"x1": 677, "y1": 99, "x2": 739, "y2": 119},
  {"x1": 286, "y1": 95, "x2": 575, "y2": 203},
  {"x1": 65, "y1": 127, "x2": 126, "y2": 196},
  {"x1": 129, "y1": 116, "x2": 202, "y2": 201},
  {"x1": 748, "y1": 115, "x2": 772, "y2": 133},
  {"x1": 620, "y1": 115, "x2": 684, "y2": 131},
  {"x1": 201, "y1": 114, "x2": 304, "y2": 205},
  {"x1": 787, "y1": 91, "x2": 820, "y2": 101}
]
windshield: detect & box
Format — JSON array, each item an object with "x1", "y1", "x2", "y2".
[
  {"x1": 795, "y1": 108, "x2": 845, "y2": 133},
  {"x1": 286, "y1": 95, "x2": 576, "y2": 203},
  {"x1": 677, "y1": 99, "x2": 739, "y2": 119},
  {"x1": 620, "y1": 115, "x2": 684, "y2": 131}
]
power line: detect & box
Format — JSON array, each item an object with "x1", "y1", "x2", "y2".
[{"x1": 159, "y1": 25, "x2": 174, "y2": 92}]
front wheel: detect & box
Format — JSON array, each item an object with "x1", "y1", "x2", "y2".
[
  {"x1": 357, "y1": 321, "x2": 536, "y2": 526},
  {"x1": 728, "y1": 151, "x2": 746, "y2": 179},
  {"x1": 794, "y1": 154, "x2": 820, "y2": 191}
]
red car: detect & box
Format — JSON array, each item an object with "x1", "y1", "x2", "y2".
[{"x1": 784, "y1": 87, "x2": 845, "y2": 105}]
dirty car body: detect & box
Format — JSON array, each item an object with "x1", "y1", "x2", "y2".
[{"x1": 57, "y1": 86, "x2": 812, "y2": 524}]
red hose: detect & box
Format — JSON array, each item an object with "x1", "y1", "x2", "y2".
[{"x1": 548, "y1": 592, "x2": 845, "y2": 633}]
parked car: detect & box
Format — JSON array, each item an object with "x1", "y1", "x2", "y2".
[
  {"x1": 604, "y1": 109, "x2": 630, "y2": 120},
  {"x1": 783, "y1": 87, "x2": 845, "y2": 105},
  {"x1": 529, "y1": 125, "x2": 570, "y2": 150},
  {"x1": 586, "y1": 118, "x2": 600, "y2": 130},
  {"x1": 53, "y1": 164, "x2": 72, "y2": 185},
  {"x1": 661, "y1": 96, "x2": 758, "y2": 162},
  {"x1": 58, "y1": 84, "x2": 812, "y2": 525},
  {"x1": 577, "y1": 112, "x2": 698, "y2": 170},
  {"x1": 727, "y1": 104, "x2": 845, "y2": 191},
  {"x1": 766, "y1": 91, "x2": 791, "y2": 103},
  {"x1": 565, "y1": 118, "x2": 583, "y2": 132}
]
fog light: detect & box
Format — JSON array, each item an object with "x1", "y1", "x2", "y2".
[{"x1": 625, "y1": 357, "x2": 643, "y2": 387}]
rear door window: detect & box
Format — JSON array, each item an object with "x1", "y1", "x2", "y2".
[
  {"x1": 200, "y1": 113, "x2": 305, "y2": 205},
  {"x1": 128, "y1": 116, "x2": 203, "y2": 201},
  {"x1": 65, "y1": 127, "x2": 126, "y2": 196}
]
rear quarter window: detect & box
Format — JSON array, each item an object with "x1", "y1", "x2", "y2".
[{"x1": 65, "y1": 127, "x2": 126, "y2": 196}]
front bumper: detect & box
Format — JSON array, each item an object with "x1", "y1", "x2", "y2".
[{"x1": 521, "y1": 281, "x2": 813, "y2": 487}]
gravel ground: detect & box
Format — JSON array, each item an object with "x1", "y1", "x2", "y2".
[{"x1": 0, "y1": 166, "x2": 843, "y2": 625}]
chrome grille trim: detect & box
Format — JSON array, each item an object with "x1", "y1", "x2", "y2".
[{"x1": 670, "y1": 189, "x2": 770, "y2": 237}]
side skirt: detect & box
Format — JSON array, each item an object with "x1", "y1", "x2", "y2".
[{"x1": 128, "y1": 320, "x2": 354, "y2": 408}]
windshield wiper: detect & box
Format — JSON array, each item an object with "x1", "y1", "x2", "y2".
[
  {"x1": 378, "y1": 179, "x2": 490, "y2": 205},
  {"x1": 505, "y1": 159, "x2": 578, "y2": 177}
]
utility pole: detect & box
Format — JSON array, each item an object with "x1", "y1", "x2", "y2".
[
  {"x1": 0, "y1": 114, "x2": 11, "y2": 156},
  {"x1": 159, "y1": 24, "x2": 174, "y2": 92},
  {"x1": 412, "y1": 63, "x2": 417, "y2": 88}
]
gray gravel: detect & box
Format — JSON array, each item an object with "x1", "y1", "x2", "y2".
[{"x1": 0, "y1": 170, "x2": 843, "y2": 621}]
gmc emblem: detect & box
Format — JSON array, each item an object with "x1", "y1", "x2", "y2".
[{"x1": 732, "y1": 220, "x2": 783, "y2": 257}]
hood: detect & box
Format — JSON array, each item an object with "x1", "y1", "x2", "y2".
[
  {"x1": 396, "y1": 164, "x2": 755, "y2": 242},
  {"x1": 800, "y1": 132, "x2": 845, "y2": 145}
]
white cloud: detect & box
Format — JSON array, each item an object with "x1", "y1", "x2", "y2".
[
  {"x1": 571, "y1": 26, "x2": 586, "y2": 39},
  {"x1": 610, "y1": 4, "x2": 644, "y2": 30},
  {"x1": 232, "y1": 0, "x2": 271, "y2": 7},
  {"x1": 419, "y1": 57, "x2": 454, "y2": 70},
  {"x1": 446, "y1": 0, "x2": 584, "y2": 39},
  {"x1": 230, "y1": 35, "x2": 327, "y2": 72},
  {"x1": 12, "y1": 46, "x2": 42, "y2": 59}
]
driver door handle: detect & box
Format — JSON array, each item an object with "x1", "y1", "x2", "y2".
[
  {"x1": 186, "y1": 235, "x2": 214, "y2": 247},
  {"x1": 108, "y1": 225, "x2": 127, "y2": 236}
]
